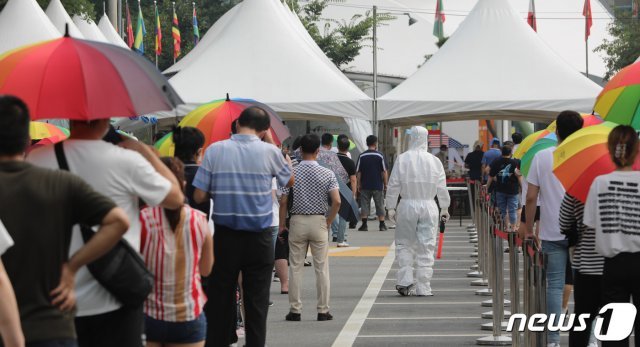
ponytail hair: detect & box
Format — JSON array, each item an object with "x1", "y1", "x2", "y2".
[
  {"x1": 160, "y1": 157, "x2": 186, "y2": 231},
  {"x1": 173, "y1": 126, "x2": 205, "y2": 163},
  {"x1": 608, "y1": 125, "x2": 639, "y2": 168}
]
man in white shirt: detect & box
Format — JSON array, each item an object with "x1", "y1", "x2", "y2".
[
  {"x1": 28, "y1": 120, "x2": 184, "y2": 347},
  {"x1": 0, "y1": 219, "x2": 23, "y2": 347},
  {"x1": 525, "y1": 111, "x2": 583, "y2": 347}
]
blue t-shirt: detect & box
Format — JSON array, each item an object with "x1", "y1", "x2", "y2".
[
  {"x1": 356, "y1": 150, "x2": 387, "y2": 191},
  {"x1": 481, "y1": 148, "x2": 502, "y2": 167},
  {"x1": 193, "y1": 134, "x2": 291, "y2": 231}
]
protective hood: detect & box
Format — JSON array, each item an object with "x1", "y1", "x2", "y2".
[{"x1": 408, "y1": 126, "x2": 429, "y2": 151}]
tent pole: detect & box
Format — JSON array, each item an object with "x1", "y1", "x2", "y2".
[{"x1": 372, "y1": 5, "x2": 378, "y2": 137}]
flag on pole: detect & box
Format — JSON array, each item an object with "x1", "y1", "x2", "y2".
[
  {"x1": 155, "y1": 2, "x2": 162, "y2": 56},
  {"x1": 527, "y1": 0, "x2": 537, "y2": 32},
  {"x1": 433, "y1": 0, "x2": 445, "y2": 40},
  {"x1": 583, "y1": 0, "x2": 592, "y2": 41},
  {"x1": 193, "y1": 2, "x2": 200, "y2": 45},
  {"x1": 172, "y1": 3, "x2": 181, "y2": 59},
  {"x1": 133, "y1": 1, "x2": 146, "y2": 54},
  {"x1": 126, "y1": 1, "x2": 134, "y2": 48}
]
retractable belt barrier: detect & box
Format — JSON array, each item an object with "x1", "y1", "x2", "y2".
[{"x1": 466, "y1": 180, "x2": 547, "y2": 347}]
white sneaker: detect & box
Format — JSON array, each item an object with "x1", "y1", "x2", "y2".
[
  {"x1": 546, "y1": 343, "x2": 560, "y2": 347},
  {"x1": 337, "y1": 242, "x2": 350, "y2": 247}
]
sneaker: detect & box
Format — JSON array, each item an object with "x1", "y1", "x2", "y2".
[
  {"x1": 317, "y1": 312, "x2": 334, "y2": 321},
  {"x1": 349, "y1": 223, "x2": 357, "y2": 229},
  {"x1": 304, "y1": 260, "x2": 312, "y2": 267},
  {"x1": 273, "y1": 277, "x2": 280, "y2": 282},
  {"x1": 269, "y1": 301, "x2": 274, "y2": 307},
  {"x1": 285, "y1": 312, "x2": 301, "y2": 321},
  {"x1": 337, "y1": 242, "x2": 349, "y2": 247},
  {"x1": 332, "y1": 237, "x2": 337, "y2": 242},
  {"x1": 358, "y1": 224, "x2": 368, "y2": 231},
  {"x1": 379, "y1": 223, "x2": 388, "y2": 231},
  {"x1": 396, "y1": 284, "x2": 416, "y2": 296}
]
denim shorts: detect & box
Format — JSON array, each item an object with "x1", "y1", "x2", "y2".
[{"x1": 145, "y1": 313, "x2": 207, "y2": 344}]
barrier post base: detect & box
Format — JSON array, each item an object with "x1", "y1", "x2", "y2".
[
  {"x1": 480, "y1": 321, "x2": 509, "y2": 331},
  {"x1": 476, "y1": 335, "x2": 511, "y2": 345},
  {"x1": 475, "y1": 288, "x2": 492, "y2": 296},
  {"x1": 481, "y1": 299, "x2": 510, "y2": 307},
  {"x1": 481, "y1": 311, "x2": 511, "y2": 319},
  {"x1": 471, "y1": 279, "x2": 489, "y2": 286},
  {"x1": 467, "y1": 271, "x2": 482, "y2": 278}
]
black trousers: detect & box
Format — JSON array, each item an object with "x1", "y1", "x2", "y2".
[
  {"x1": 205, "y1": 225, "x2": 274, "y2": 347},
  {"x1": 602, "y1": 253, "x2": 640, "y2": 347},
  {"x1": 75, "y1": 305, "x2": 143, "y2": 347},
  {"x1": 569, "y1": 272, "x2": 602, "y2": 347}
]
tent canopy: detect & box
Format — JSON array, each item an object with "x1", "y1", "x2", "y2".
[
  {"x1": 0, "y1": 0, "x2": 60, "y2": 54},
  {"x1": 163, "y1": 3, "x2": 242, "y2": 75},
  {"x1": 73, "y1": 15, "x2": 109, "y2": 43},
  {"x1": 98, "y1": 15, "x2": 129, "y2": 48},
  {"x1": 378, "y1": 0, "x2": 602, "y2": 124},
  {"x1": 169, "y1": 0, "x2": 372, "y2": 122},
  {"x1": 46, "y1": 0, "x2": 84, "y2": 38}
]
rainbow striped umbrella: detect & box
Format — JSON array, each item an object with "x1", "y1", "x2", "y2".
[
  {"x1": 155, "y1": 96, "x2": 290, "y2": 156},
  {"x1": 594, "y1": 60, "x2": 640, "y2": 127},
  {"x1": 520, "y1": 133, "x2": 558, "y2": 178},
  {"x1": 29, "y1": 122, "x2": 69, "y2": 140},
  {"x1": 513, "y1": 114, "x2": 602, "y2": 159},
  {"x1": 554, "y1": 122, "x2": 640, "y2": 202}
]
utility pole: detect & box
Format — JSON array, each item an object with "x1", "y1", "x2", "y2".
[{"x1": 372, "y1": 5, "x2": 378, "y2": 137}]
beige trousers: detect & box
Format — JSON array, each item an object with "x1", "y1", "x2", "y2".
[{"x1": 288, "y1": 215, "x2": 330, "y2": 314}]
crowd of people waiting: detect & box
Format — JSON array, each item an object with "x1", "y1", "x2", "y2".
[
  {"x1": 0, "y1": 94, "x2": 396, "y2": 347},
  {"x1": 464, "y1": 111, "x2": 640, "y2": 347}
]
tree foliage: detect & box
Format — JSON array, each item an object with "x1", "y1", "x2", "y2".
[
  {"x1": 291, "y1": 0, "x2": 393, "y2": 69},
  {"x1": 0, "y1": 0, "x2": 95, "y2": 19},
  {"x1": 595, "y1": 12, "x2": 640, "y2": 80}
]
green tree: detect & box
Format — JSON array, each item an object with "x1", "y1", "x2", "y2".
[
  {"x1": 595, "y1": 11, "x2": 640, "y2": 80},
  {"x1": 0, "y1": 0, "x2": 95, "y2": 19},
  {"x1": 291, "y1": 0, "x2": 393, "y2": 69}
]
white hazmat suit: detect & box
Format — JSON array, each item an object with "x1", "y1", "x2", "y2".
[{"x1": 386, "y1": 126, "x2": 451, "y2": 296}]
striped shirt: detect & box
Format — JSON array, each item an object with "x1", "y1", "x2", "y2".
[
  {"x1": 193, "y1": 134, "x2": 292, "y2": 231},
  {"x1": 356, "y1": 150, "x2": 387, "y2": 191},
  {"x1": 140, "y1": 206, "x2": 209, "y2": 322},
  {"x1": 559, "y1": 194, "x2": 603, "y2": 275}
]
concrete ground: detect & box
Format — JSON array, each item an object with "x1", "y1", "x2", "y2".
[{"x1": 235, "y1": 220, "x2": 576, "y2": 347}]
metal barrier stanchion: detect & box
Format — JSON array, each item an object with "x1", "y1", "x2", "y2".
[
  {"x1": 522, "y1": 239, "x2": 532, "y2": 346},
  {"x1": 508, "y1": 232, "x2": 521, "y2": 346},
  {"x1": 473, "y1": 187, "x2": 490, "y2": 293},
  {"x1": 477, "y1": 215, "x2": 511, "y2": 345},
  {"x1": 534, "y1": 250, "x2": 546, "y2": 347}
]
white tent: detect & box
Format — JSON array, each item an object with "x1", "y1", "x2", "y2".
[
  {"x1": 0, "y1": 0, "x2": 60, "y2": 54},
  {"x1": 73, "y1": 15, "x2": 109, "y2": 43},
  {"x1": 308, "y1": 0, "x2": 439, "y2": 78},
  {"x1": 378, "y1": 0, "x2": 602, "y2": 124},
  {"x1": 163, "y1": 3, "x2": 243, "y2": 75},
  {"x1": 46, "y1": 0, "x2": 84, "y2": 39},
  {"x1": 169, "y1": 0, "x2": 373, "y2": 147},
  {"x1": 97, "y1": 14, "x2": 129, "y2": 48}
]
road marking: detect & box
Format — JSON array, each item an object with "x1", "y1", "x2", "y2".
[
  {"x1": 329, "y1": 246, "x2": 389, "y2": 257},
  {"x1": 357, "y1": 334, "x2": 487, "y2": 338},
  {"x1": 373, "y1": 301, "x2": 483, "y2": 305},
  {"x1": 380, "y1": 288, "x2": 481, "y2": 292},
  {"x1": 331, "y1": 243, "x2": 396, "y2": 347},
  {"x1": 366, "y1": 316, "x2": 480, "y2": 320}
]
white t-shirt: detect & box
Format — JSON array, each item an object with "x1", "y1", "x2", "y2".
[
  {"x1": 584, "y1": 171, "x2": 640, "y2": 258},
  {"x1": 526, "y1": 147, "x2": 565, "y2": 241},
  {"x1": 271, "y1": 179, "x2": 280, "y2": 227},
  {"x1": 0, "y1": 219, "x2": 13, "y2": 255},
  {"x1": 28, "y1": 140, "x2": 171, "y2": 316}
]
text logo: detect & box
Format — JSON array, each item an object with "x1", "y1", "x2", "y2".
[{"x1": 506, "y1": 303, "x2": 637, "y2": 341}]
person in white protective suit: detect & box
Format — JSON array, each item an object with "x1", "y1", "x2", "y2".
[{"x1": 386, "y1": 126, "x2": 451, "y2": 296}]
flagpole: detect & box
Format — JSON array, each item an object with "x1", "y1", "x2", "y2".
[
  {"x1": 154, "y1": 1, "x2": 158, "y2": 68},
  {"x1": 585, "y1": 39, "x2": 589, "y2": 78},
  {"x1": 173, "y1": 1, "x2": 176, "y2": 65}
]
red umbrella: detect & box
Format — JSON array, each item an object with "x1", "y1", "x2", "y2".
[{"x1": 0, "y1": 31, "x2": 182, "y2": 120}]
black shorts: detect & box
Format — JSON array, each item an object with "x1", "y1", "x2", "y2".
[
  {"x1": 565, "y1": 257, "x2": 573, "y2": 285},
  {"x1": 520, "y1": 205, "x2": 540, "y2": 223},
  {"x1": 275, "y1": 232, "x2": 289, "y2": 261}
]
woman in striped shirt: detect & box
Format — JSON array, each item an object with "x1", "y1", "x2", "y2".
[
  {"x1": 559, "y1": 192, "x2": 603, "y2": 347},
  {"x1": 141, "y1": 157, "x2": 214, "y2": 347}
]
